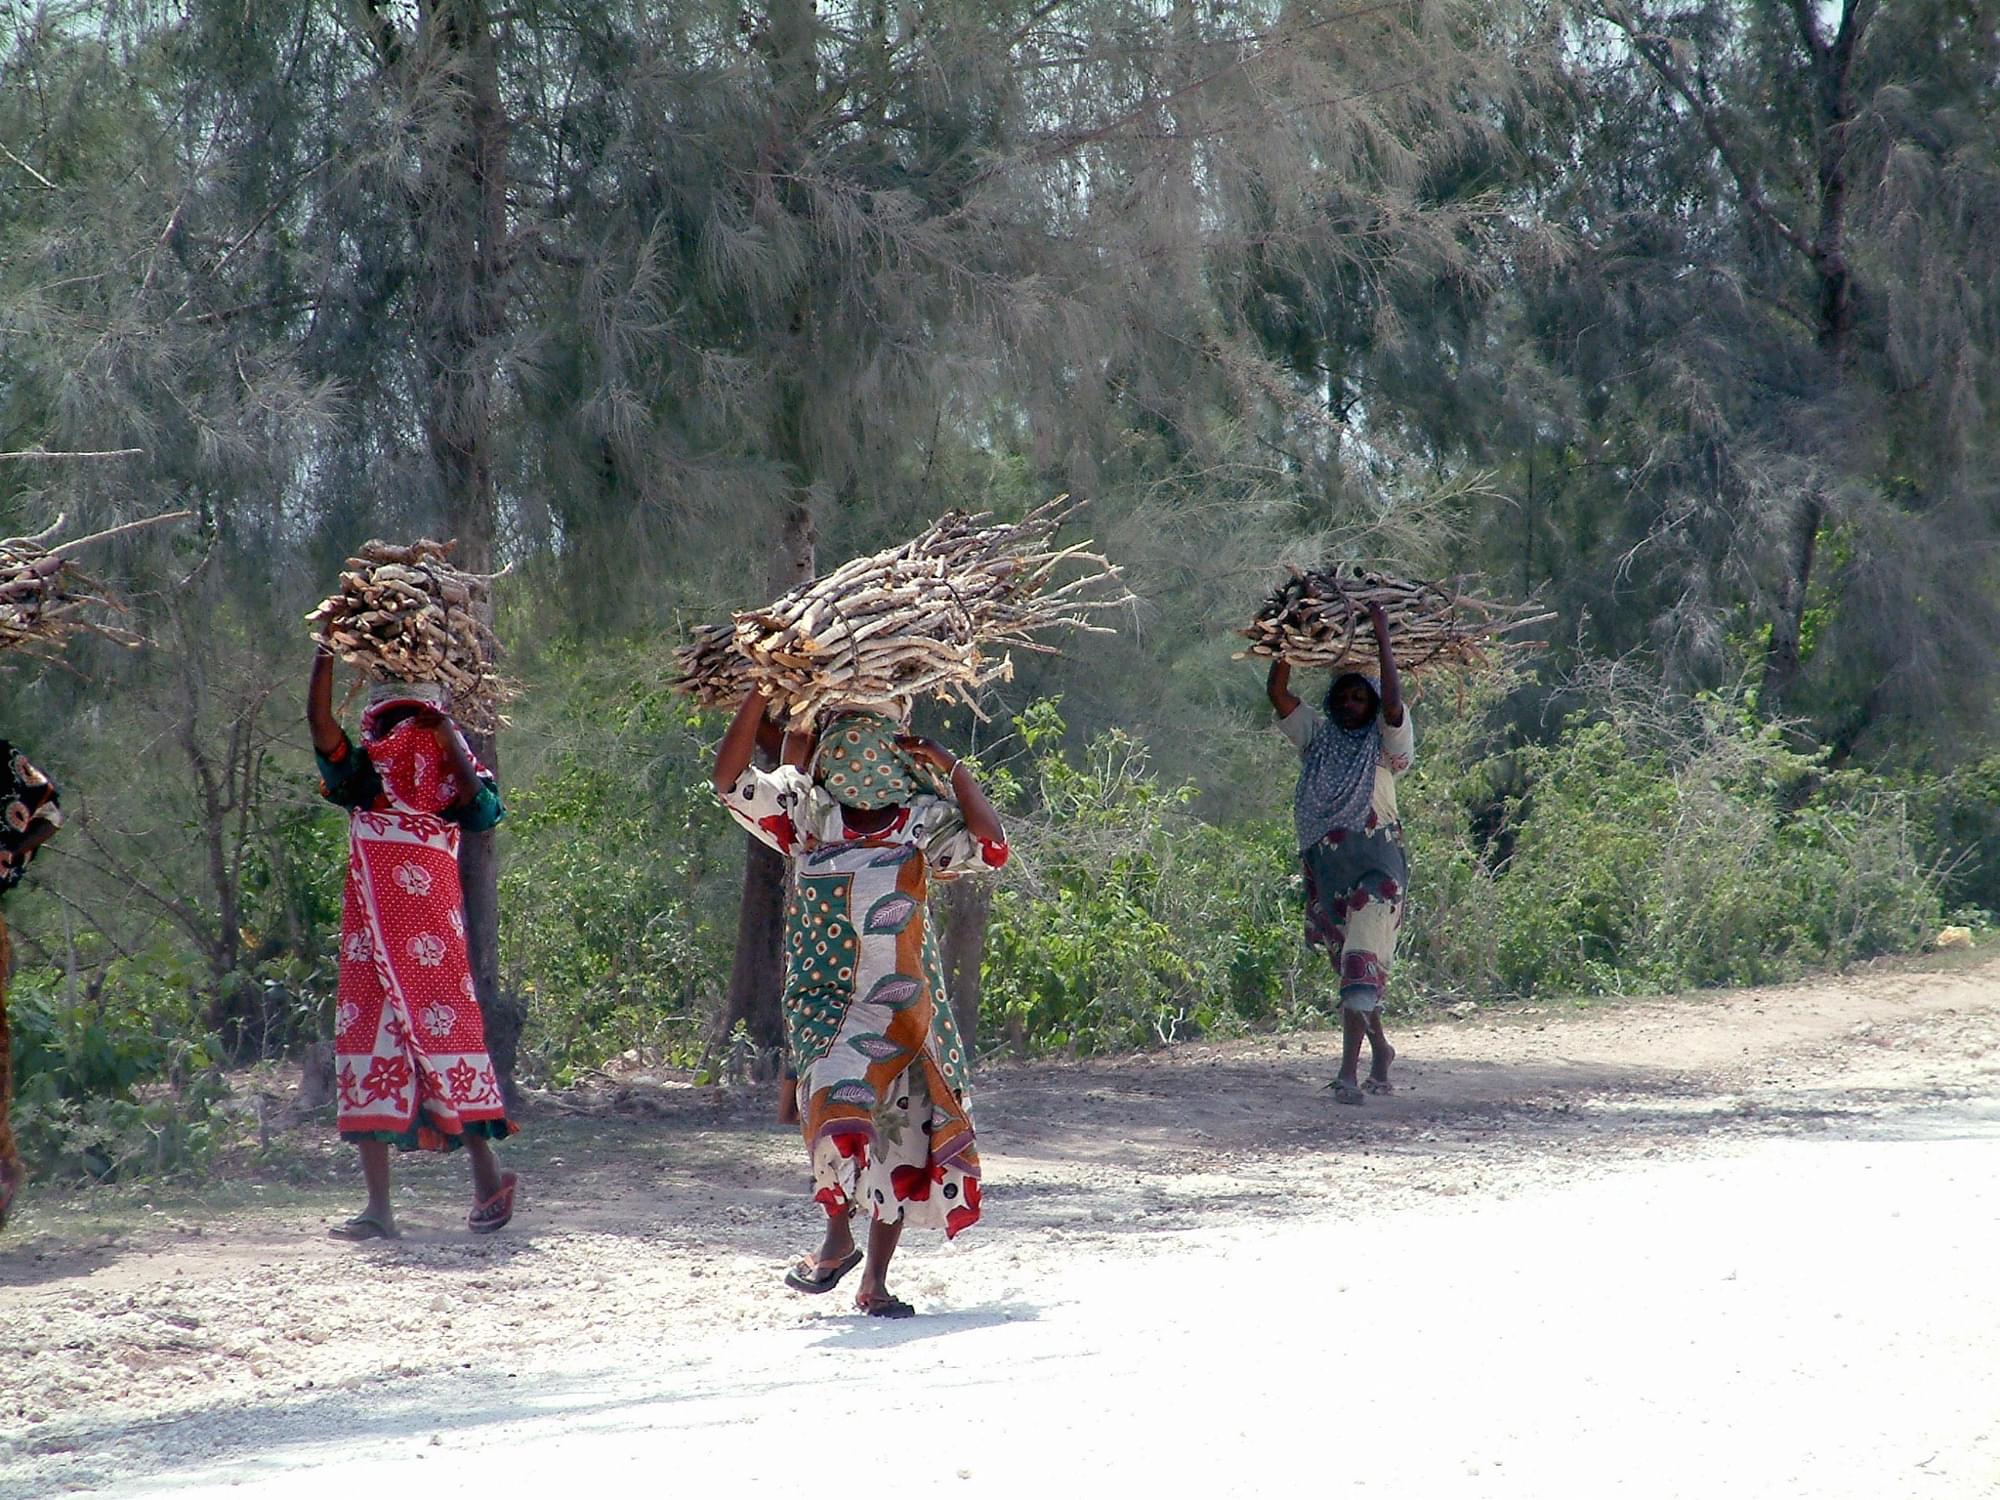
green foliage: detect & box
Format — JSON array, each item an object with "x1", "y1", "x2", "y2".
[
  {"x1": 9, "y1": 956, "x2": 233, "y2": 1182},
  {"x1": 3, "y1": 0, "x2": 1995, "y2": 1174},
  {"x1": 1895, "y1": 754, "x2": 2000, "y2": 923},
  {"x1": 983, "y1": 701, "x2": 1304, "y2": 1054},
  {"x1": 496, "y1": 649, "x2": 740, "y2": 1085},
  {"x1": 1484, "y1": 698, "x2": 1942, "y2": 997},
  {"x1": 981, "y1": 685, "x2": 1948, "y2": 1056}
]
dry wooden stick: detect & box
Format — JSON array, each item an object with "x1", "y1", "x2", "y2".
[
  {"x1": 674, "y1": 496, "x2": 1131, "y2": 726},
  {"x1": 1235, "y1": 564, "x2": 1552, "y2": 678},
  {"x1": 0, "y1": 509, "x2": 191, "y2": 659},
  {"x1": 304, "y1": 538, "x2": 515, "y2": 733}
]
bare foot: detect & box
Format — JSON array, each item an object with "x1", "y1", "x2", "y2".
[{"x1": 1368, "y1": 1040, "x2": 1396, "y2": 1089}]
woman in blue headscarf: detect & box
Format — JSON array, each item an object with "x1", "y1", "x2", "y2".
[{"x1": 1266, "y1": 601, "x2": 1414, "y2": 1104}]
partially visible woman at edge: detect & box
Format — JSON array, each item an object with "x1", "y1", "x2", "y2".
[
  {"x1": 714, "y1": 690, "x2": 1007, "y2": 1318},
  {"x1": 1267, "y1": 600, "x2": 1414, "y2": 1105},
  {"x1": 308, "y1": 647, "x2": 517, "y2": 1240},
  {"x1": 0, "y1": 742, "x2": 62, "y2": 1231}
]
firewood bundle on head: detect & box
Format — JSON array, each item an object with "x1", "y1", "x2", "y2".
[
  {"x1": 0, "y1": 511, "x2": 192, "y2": 659},
  {"x1": 305, "y1": 539, "x2": 511, "y2": 733},
  {"x1": 674, "y1": 497, "x2": 1132, "y2": 728},
  {"x1": 1236, "y1": 565, "x2": 1553, "y2": 678}
]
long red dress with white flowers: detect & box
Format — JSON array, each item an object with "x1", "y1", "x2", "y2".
[{"x1": 319, "y1": 710, "x2": 512, "y2": 1152}]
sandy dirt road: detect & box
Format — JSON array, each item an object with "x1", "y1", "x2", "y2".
[{"x1": 4, "y1": 954, "x2": 1999, "y2": 1498}]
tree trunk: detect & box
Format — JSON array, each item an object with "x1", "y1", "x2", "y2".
[
  {"x1": 409, "y1": 0, "x2": 518, "y2": 1096},
  {"x1": 938, "y1": 877, "x2": 993, "y2": 1055},
  {"x1": 1760, "y1": 493, "x2": 1822, "y2": 709},
  {"x1": 721, "y1": 833, "x2": 789, "y2": 1076},
  {"x1": 1761, "y1": 0, "x2": 1867, "y2": 709}
]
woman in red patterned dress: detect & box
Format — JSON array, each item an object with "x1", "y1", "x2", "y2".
[{"x1": 308, "y1": 648, "x2": 517, "y2": 1240}]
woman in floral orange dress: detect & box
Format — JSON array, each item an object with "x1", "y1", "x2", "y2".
[{"x1": 714, "y1": 692, "x2": 1007, "y2": 1317}]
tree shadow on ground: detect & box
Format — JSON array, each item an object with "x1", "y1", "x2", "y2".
[
  {"x1": 3, "y1": 1025, "x2": 1973, "y2": 1284},
  {"x1": 416, "y1": 1045, "x2": 1965, "y2": 1259},
  {"x1": 0, "y1": 1230, "x2": 137, "y2": 1289}
]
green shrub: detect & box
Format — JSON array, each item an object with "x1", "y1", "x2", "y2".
[
  {"x1": 984, "y1": 701, "x2": 1305, "y2": 1053},
  {"x1": 983, "y1": 683, "x2": 1946, "y2": 1052},
  {"x1": 497, "y1": 663, "x2": 739, "y2": 1084},
  {"x1": 1906, "y1": 754, "x2": 2000, "y2": 921},
  {"x1": 1488, "y1": 695, "x2": 1942, "y2": 996},
  {"x1": 9, "y1": 954, "x2": 232, "y2": 1181}
]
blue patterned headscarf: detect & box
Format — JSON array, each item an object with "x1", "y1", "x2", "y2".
[{"x1": 1292, "y1": 674, "x2": 1381, "y2": 852}]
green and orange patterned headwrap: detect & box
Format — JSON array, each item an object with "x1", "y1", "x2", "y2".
[{"x1": 810, "y1": 710, "x2": 947, "y2": 810}]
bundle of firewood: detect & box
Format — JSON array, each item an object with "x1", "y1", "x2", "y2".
[
  {"x1": 1236, "y1": 565, "x2": 1552, "y2": 676},
  {"x1": 674, "y1": 497, "x2": 1131, "y2": 726},
  {"x1": 304, "y1": 538, "x2": 511, "y2": 732},
  {"x1": 0, "y1": 511, "x2": 191, "y2": 658}
]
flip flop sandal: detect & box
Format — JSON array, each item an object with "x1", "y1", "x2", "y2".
[
  {"x1": 1363, "y1": 1077, "x2": 1396, "y2": 1095},
  {"x1": 328, "y1": 1213, "x2": 400, "y2": 1241},
  {"x1": 856, "y1": 1291, "x2": 916, "y2": 1319},
  {"x1": 1327, "y1": 1079, "x2": 1366, "y2": 1106},
  {"x1": 468, "y1": 1171, "x2": 518, "y2": 1234},
  {"x1": 784, "y1": 1248, "x2": 864, "y2": 1294}
]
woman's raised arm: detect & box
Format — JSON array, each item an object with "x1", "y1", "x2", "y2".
[
  {"x1": 714, "y1": 690, "x2": 774, "y2": 793},
  {"x1": 307, "y1": 648, "x2": 345, "y2": 757},
  {"x1": 1368, "y1": 601, "x2": 1403, "y2": 727}
]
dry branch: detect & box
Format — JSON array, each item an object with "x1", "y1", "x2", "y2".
[
  {"x1": 1235, "y1": 564, "x2": 1551, "y2": 677},
  {"x1": 304, "y1": 538, "x2": 514, "y2": 734},
  {"x1": 674, "y1": 497, "x2": 1132, "y2": 727},
  {"x1": 0, "y1": 447, "x2": 147, "y2": 462},
  {"x1": 0, "y1": 509, "x2": 192, "y2": 659}
]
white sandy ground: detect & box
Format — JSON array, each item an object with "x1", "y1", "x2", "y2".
[{"x1": 5, "y1": 953, "x2": 2000, "y2": 1498}]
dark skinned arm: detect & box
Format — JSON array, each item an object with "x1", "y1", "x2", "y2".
[
  {"x1": 895, "y1": 736, "x2": 1004, "y2": 848},
  {"x1": 1266, "y1": 658, "x2": 1301, "y2": 718},
  {"x1": 307, "y1": 647, "x2": 346, "y2": 757},
  {"x1": 1367, "y1": 601, "x2": 1404, "y2": 727},
  {"x1": 753, "y1": 713, "x2": 786, "y2": 761},
  {"x1": 714, "y1": 690, "x2": 775, "y2": 794}
]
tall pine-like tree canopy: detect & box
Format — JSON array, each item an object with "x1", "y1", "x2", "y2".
[{"x1": 3, "y1": 0, "x2": 1997, "y2": 1115}]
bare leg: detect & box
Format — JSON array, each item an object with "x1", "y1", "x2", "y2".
[
  {"x1": 1338, "y1": 1008, "x2": 1367, "y2": 1091},
  {"x1": 816, "y1": 1204, "x2": 857, "y2": 1266},
  {"x1": 1365, "y1": 1011, "x2": 1396, "y2": 1085},
  {"x1": 784, "y1": 1202, "x2": 864, "y2": 1292},
  {"x1": 354, "y1": 1144, "x2": 396, "y2": 1240},
  {"x1": 855, "y1": 1214, "x2": 911, "y2": 1314},
  {"x1": 464, "y1": 1133, "x2": 503, "y2": 1205}
]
